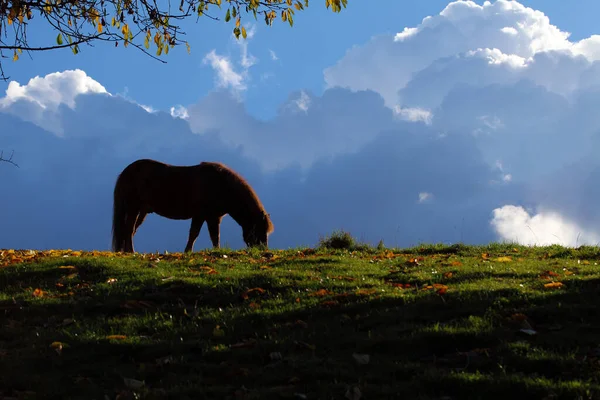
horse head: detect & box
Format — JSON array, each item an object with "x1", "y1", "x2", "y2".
[{"x1": 243, "y1": 211, "x2": 272, "y2": 248}]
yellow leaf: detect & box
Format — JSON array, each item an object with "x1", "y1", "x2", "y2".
[
  {"x1": 186, "y1": 42, "x2": 191, "y2": 54},
  {"x1": 33, "y1": 288, "x2": 44, "y2": 297},
  {"x1": 97, "y1": 22, "x2": 103, "y2": 33},
  {"x1": 106, "y1": 335, "x2": 127, "y2": 340},
  {"x1": 544, "y1": 282, "x2": 564, "y2": 289},
  {"x1": 12, "y1": 51, "x2": 18, "y2": 62},
  {"x1": 241, "y1": 26, "x2": 247, "y2": 39},
  {"x1": 494, "y1": 256, "x2": 512, "y2": 262}
]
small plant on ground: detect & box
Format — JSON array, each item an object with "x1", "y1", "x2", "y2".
[{"x1": 318, "y1": 229, "x2": 357, "y2": 250}]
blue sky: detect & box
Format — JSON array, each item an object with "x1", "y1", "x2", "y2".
[{"x1": 4, "y1": 0, "x2": 600, "y2": 251}]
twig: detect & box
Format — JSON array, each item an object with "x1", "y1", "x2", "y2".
[{"x1": 0, "y1": 150, "x2": 19, "y2": 167}]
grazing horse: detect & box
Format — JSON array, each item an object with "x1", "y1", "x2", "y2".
[{"x1": 111, "y1": 159, "x2": 274, "y2": 253}]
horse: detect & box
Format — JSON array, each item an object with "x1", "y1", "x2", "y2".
[{"x1": 111, "y1": 159, "x2": 274, "y2": 253}]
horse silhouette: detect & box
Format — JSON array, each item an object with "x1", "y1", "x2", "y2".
[{"x1": 111, "y1": 159, "x2": 274, "y2": 253}]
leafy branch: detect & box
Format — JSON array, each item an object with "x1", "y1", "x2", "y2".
[{"x1": 0, "y1": 0, "x2": 348, "y2": 80}]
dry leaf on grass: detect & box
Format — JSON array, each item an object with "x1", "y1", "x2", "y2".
[
  {"x1": 106, "y1": 335, "x2": 127, "y2": 340},
  {"x1": 544, "y1": 282, "x2": 564, "y2": 289}
]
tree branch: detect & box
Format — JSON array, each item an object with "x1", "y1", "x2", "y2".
[{"x1": 0, "y1": 150, "x2": 19, "y2": 167}]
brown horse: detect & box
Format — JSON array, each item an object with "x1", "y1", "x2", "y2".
[{"x1": 111, "y1": 159, "x2": 274, "y2": 253}]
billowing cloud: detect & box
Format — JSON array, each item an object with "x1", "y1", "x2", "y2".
[
  {"x1": 0, "y1": 69, "x2": 108, "y2": 135},
  {"x1": 491, "y1": 205, "x2": 600, "y2": 247},
  {"x1": 324, "y1": 0, "x2": 600, "y2": 109}
]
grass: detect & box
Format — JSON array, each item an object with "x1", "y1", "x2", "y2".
[{"x1": 1, "y1": 243, "x2": 600, "y2": 399}]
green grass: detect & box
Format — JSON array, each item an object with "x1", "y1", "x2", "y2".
[{"x1": 2, "y1": 243, "x2": 600, "y2": 399}]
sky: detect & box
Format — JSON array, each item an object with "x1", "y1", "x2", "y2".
[{"x1": 2, "y1": 0, "x2": 600, "y2": 252}]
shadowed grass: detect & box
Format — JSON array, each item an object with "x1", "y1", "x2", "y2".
[{"x1": 1, "y1": 244, "x2": 600, "y2": 399}]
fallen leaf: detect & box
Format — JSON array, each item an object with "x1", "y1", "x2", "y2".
[
  {"x1": 106, "y1": 335, "x2": 127, "y2": 340},
  {"x1": 309, "y1": 289, "x2": 333, "y2": 297},
  {"x1": 259, "y1": 265, "x2": 272, "y2": 270},
  {"x1": 436, "y1": 286, "x2": 448, "y2": 295},
  {"x1": 494, "y1": 256, "x2": 512, "y2": 262},
  {"x1": 320, "y1": 300, "x2": 339, "y2": 307},
  {"x1": 540, "y1": 270, "x2": 560, "y2": 279},
  {"x1": 50, "y1": 341, "x2": 67, "y2": 355},
  {"x1": 106, "y1": 278, "x2": 118, "y2": 284},
  {"x1": 407, "y1": 257, "x2": 424, "y2": 265},
  {"x1": 58, "y1": 265, "x2": 76, "y2": 270},
  {"x1": 443, "y1": 272, "x2": 454, "y2": 278},
  {"x1": 482, "y1": 253, "x2": 490, "y2": 260},
  {"x1": 248, "y1": 302, "x2": 260, "y2": 309},
  {"x1": 564, "y1": 270, "x2": 574, "y2": 276},
  {"x1": 449, "y1": 261, "x2": 462, "y2": 267},
  {"x1": 544, "y1": 282, "x2": 564, "y2": 289},
  {"x1": 510, "y1": 313, "x2": 528, "y2": 322},
  {"x1": 390, "y1": 283, "x2": 411, "y2": 289},
  {"x1": 32, "y1": 288, "x2": 45, "y2": 297},
  {"x1": 241, "y1": 287, "x2": 266, "y2": 300},
  {"x1": 355, "y1": 288, "x2": 377, "y2": 296}
]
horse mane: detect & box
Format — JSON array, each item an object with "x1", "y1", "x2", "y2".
[{"x1": 201, "y1": 162, "x2": 274, "y2": 233}]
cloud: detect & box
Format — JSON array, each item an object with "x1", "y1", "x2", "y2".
[
  {"x1": 0, "y1": 69, "x2": 108, "y2": 135},
  {"x1": 170, "y1": 105, "x2": 189, "y2": 120},
  {"x1": 491, "y1": 205, "x2": 600, "y2": 247},
  {"x1": 269, "y1": 49, "x2": 279, "y2": 61},
  {"x1": 202, "y1": 24, "x2": 259, "y2": 96},
  {"x1": 323, "y1": 0, "x2": 600, "y2": 108},
  {"x1": 203, "y1": 50, "x2": 247, "y2": 93}
]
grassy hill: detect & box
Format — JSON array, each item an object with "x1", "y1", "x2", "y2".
[{"x1": 1, "y1": 242, "x2": 600, "y2": 399}]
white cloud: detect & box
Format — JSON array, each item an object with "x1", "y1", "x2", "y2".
[
  {"x1": 418, "y1": 192, "x2": 433, "y2": 203},
  {"x1": 0, "y1": 69, "x2": 108, "y2": 135},
  {"x1": 269, "y1": 49, "x2": 279, "y2": 61},
  {"x1": 491, "y1": 205, "x2": 600, "y2": 247},
  {"x1": 203, "y1": 50, "x2": 247, "y2": 93},
  {"x1": 323, "y1": 0, "x2": 599, "y2": 108},
  {"x1": 170, "y1": 105, "x2": 189, "y2": 119},
  {"x1": 393, "y1": 106, "x2": 432, "y2": 124},
  {"x1": 0, "y1": 69, "x2": 107, "y2": 111},
  {"x1": 295, "y1": 90, "x2": 311, "y2": 113}
]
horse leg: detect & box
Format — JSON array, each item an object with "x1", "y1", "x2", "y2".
[
  {"x1": 184, "y1": 217, "x2": 205, "y2": 253},
  {"x1": 206, "y1": 216, "x2": 222, "y2": 248},
  {"x1": 133, "y1": 212, "x2": 147, "y2": 235},
  {"x1": 123, "y1": 212, "x2": 138, "y2": 253}
]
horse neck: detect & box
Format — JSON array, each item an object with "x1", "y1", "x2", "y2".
[{"x1": 226, "y1": 194, "x2": 262, "y2": 229}]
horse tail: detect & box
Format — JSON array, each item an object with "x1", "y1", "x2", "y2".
[{"x1": 112, "y1": 172, "x2": 129, "y2": 252}]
